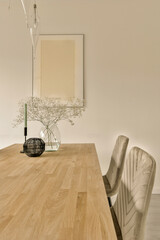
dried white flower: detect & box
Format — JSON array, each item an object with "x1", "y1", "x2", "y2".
[{"x1": 13, "y1": 97, "x2": 85, "y2": 128}]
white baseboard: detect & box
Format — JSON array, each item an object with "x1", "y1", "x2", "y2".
[{"x1": 152, "y1": 187, "x2": 160, "y2": 194}]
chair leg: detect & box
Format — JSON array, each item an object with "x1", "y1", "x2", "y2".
[{"x1": 108, "y1": 197, "x2": 112, "y2": 207}]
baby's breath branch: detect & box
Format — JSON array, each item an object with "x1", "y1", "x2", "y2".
[{"x1": 13, "y1": 97, "x2": 85, "y2": 128}]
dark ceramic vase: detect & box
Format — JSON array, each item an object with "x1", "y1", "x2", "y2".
[{"x1": 23, "y1": 138, "x2": 45, "y2": 157}]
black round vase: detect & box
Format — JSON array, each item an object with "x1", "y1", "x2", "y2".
[{"x1": 23, "y1": 138, "x2": 45, "y2": 157}]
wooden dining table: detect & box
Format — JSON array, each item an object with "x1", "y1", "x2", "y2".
[{"x1": 0, "y1": 143, "x2": 117, "y2": 240}]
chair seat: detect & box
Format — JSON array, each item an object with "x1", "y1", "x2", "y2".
[{"x1": 110, "y1": 207, "x2": 123, "y2": 240}]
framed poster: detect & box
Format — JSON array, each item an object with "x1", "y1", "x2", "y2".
[{"x1": 33, "y1": 34, "x2": 84, "y2": 101}]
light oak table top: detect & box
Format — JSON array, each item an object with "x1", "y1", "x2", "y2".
[{"x1": 0, "y1": 144, "x2": 117, "y2": 240}]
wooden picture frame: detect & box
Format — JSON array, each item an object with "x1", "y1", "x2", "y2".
[{"x1": 33, "y1": 34, "x2": 84, "y2": 101}]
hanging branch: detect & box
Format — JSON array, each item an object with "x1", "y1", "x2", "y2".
[
  {"x1": 8, "y1": 0, "x2": 12, "y2": 9},
  {"x1": 19, "y1": 0, "x2": 40, "y2": 57},
  {"x1": 20, "y1": 0, "x2": 28, "y2": 26}
]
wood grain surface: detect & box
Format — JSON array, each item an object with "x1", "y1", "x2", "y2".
[{"x1": 0, "y1": 144, "x2": 117, "y2": 240}]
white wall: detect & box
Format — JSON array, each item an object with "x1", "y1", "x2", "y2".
[{"x1": 0, "y1": 0, "x2": 160, "y2": 193}]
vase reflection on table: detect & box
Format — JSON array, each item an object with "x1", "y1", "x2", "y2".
[{"x1": 40, "y1": 124, "x2": 61, "y2": 151}]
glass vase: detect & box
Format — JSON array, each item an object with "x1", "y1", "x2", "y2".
[{"x1": 40, "y1": 124, "x2": 61, "y2": 151}]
